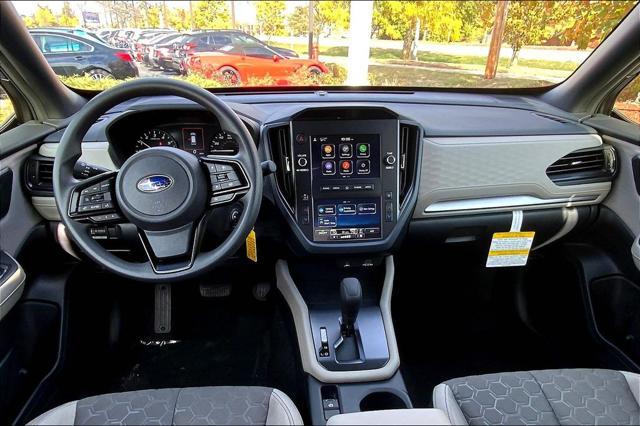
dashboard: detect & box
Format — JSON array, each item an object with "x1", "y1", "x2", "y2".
[{"x1": 30, "y1": 92, "x2": 616, "y2": 255}]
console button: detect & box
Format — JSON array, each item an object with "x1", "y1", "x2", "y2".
[
  {"x1": 356, "y1": 159, "x2": 370, "y2": 175},
  {"x1": 295, "y1": 133, "x2": 305, "y2": 144},
  {"x1": 339, "y1": 160, "x2": 353, "y2": 175},
  {"x1": 339, "y1": 143, "x2": 352, "y2": 158},
  {"x1": 297, "y1": 157, "x2": 308, "y2": 167},
  {"x1": 322, "y1": 399, "x2": 339, "y2": 410},
  {"x1": 385, "y1": 202, "x2": 394, "y2": 222},
  {"x1": 385, "y1": 191, "x2": 393, "y2": 200},
  {"x1": 320, "y1": 185, "x2": 331, "y2": 192},
  {"x1": 302, "y1": 205, "x2": 310, "y2": 224},
  {"x1": 321, "y1": 144, "x2": 335, "y2": 158},
  {"x1": 364, "y1": 184, "x2": 375, "y2": 191},
  {"x1": 385, "y1": 154, "x2": 397, "y2": 166},
  {"x1": 322, "y1": 160, "x2": 336, "y2": 175}
]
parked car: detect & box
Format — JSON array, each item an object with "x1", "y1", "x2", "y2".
[
  {"x1": 35, "y1": 27, "x2": 108, "y2": 44},
  {"x1": 130, "y1": 30, "x2": 175, "y2": 62},
  {"x1": 138, "y1": 32, "x2": 180, "y2": 66},
  {"x1": 29, "y1": 30, "x2": 138, "y2": 79},
  {"x1": 168, "y1": 30, "x2": 301, "y2": 75},
  {"x1": 149, "y1": 34, "x2": 188, "y2": 70},
  {"x1": 187, "y1": 47, "x2": 328, "y2": 84}
]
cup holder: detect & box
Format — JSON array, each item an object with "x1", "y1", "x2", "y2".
[{"x1": 359, "y1": 391, "x2": 409, "y2": 412}]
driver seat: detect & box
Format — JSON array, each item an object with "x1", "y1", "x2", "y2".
[{"x1": 28, "y1": 386, "x2": 303, "y2": 425}]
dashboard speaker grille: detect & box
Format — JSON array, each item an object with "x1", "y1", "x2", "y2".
[
  {"x1": 268, "y1": 125, "x2": 295, "y2": 210},
  {"x1": 546, "y1": 146, "x2": 616, "y2": 186}
]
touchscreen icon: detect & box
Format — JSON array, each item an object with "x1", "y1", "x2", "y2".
[
  {"x1": 356, "y1": 143, "x2": 370, "y2": 158},
  {"x1": 356, "y1": 159, "x2": 370, "y2": 174},
  {"x1": 340, "y1": 160, "x2": 353, "y2": 175},
  {"x1": 321, "y1": 144, "x2": 335, "y2": 158},
  {"x1": 339, "y1": 143, "x2": 352, "y2": 158},
  {"x1": 322, "y1": 160, "x2": 336, "y2": 175}
]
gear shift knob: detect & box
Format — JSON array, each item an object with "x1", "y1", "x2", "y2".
[{"x1": 340, "y1": 277, "x2": 362, "y2": 336}]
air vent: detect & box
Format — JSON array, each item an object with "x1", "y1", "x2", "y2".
[
  {"x1": 399, "y1": 123, "x2": 420, "y2": 206},
  {"x1": 25, "y1": 156, "x2": 54, "y2": 194},
  {"x1": 546, "y1": 146, "x2": 616, "y2": 186},
  {"x1": 268, "y1": 125, "x2": 295, "y2": 210}
]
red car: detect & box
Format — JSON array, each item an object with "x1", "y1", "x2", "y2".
[{"x1": 186, "y1": 45, "x2": 328, "y2": 85}]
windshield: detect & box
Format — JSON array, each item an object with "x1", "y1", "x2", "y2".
[{"x1": 14, "y1": 0, "x2": 637, "y2": 91}]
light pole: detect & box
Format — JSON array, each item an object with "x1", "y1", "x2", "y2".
[{"x1": 346, "y1": 0, "x2": 374, "y2": 85}]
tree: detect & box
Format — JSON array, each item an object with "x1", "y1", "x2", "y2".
[
  {"x1": 373, "y1": 1, "x2": 428, "y2": 60},
  {"x1": 288, "y1": 6, "x2": 308, "y2": 37},
  {"x1": 58, "y1": 2, "x2": 79, "y2": 27},
  {"x1": 556, "y1": 0, "x2": 636, "y2": 49},
  {"x1": 33, "y1": 5, "x2": 57, "y2": 27},
  {"x1": 456, "y1": 1, "x2": 496, "y2": 43},
  {"x1": 167, "y1": 8, "x2": 190, "y2": 31},
  {"x1": 285, "y1": 1, "x2": 349, "y2": 50},
  {"x1": 192, "y1": 1, "x2": 231, "y2": 30},
  {"x1": 503, "y1": 1, "x2": 561, "y2": 66},
  {"x1": 256, "y1": 1, "x2": 286, "y2": 38}
]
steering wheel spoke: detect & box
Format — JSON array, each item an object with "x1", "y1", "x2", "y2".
[
  {"x1": 201, "y1": 155, "x2": 251, "y2": 207},
  {"x1": 138, "y1": 218, "x2": 206, "y2": 274},
  {"x1": 68, "y1": 171, "x2": 123, "y2": 223}
]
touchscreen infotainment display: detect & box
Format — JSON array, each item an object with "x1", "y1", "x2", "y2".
[{"x1": 310, "y1": 134, "x2": 382, "y2": 242}]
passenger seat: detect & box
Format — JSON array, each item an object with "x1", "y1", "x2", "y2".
[
  {"x1": 433, "y1": 369, "x2": 640, "y2": 425},
  {"x1": 28, "y1": 386, "x2": 303, "y2": 425}
]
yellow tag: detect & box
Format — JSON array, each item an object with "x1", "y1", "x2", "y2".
[
  {"x1": 486, "y1": 231, "x2": 535, "y2": 268},
  {"x1": 246, "y1": 229, "x2": 257, "y2": 263}
]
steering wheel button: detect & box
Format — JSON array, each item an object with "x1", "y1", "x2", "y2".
[
  {"x1": 211, "y1": 193, "x2": 234, "y2": 205},
  {"x1": 216, "y1": 163, "x2": 233, "y2": 172},
  {"x1": 212, "y1": 183, "x2": 222, "y2": 192}
]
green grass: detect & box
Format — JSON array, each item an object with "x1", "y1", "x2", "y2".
[
  {"x1": 368, "y1": 64, "x2": 553, "y2": 88},
  {"x1": 0, "y1": 98, "x2": 14, "y2": 125},
  {"x1": 271, "y1": 42, "x2": 579, "y2": 75}
]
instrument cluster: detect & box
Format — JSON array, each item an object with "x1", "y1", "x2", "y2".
[
  {"x1": 107, "y1": 109, "x2": 242, "y2": 164},
  {"x1": 134, "y1": 127, "x2": 238, "y2": 156}
]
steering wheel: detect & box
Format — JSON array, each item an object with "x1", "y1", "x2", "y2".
[{"x1": 54, "y1": 78, "x2": 263, "y2": 282}]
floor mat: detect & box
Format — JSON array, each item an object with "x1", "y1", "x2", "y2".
[
  {"x1": 393, "y1": 250, "x2": 599, "y2": 407},
  {"x1": 56, "y1": 279, "x2": 306, "y2": 417}
]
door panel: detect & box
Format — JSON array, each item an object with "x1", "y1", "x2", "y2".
[{"x1": 0, "y1": 145, "x2": 42, "y2": 256}]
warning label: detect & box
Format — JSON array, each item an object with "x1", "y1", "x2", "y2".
[{"x1": 486, "y1": 231, "x2": 535, "y2": 268}]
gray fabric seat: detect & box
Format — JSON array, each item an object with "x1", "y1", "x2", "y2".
[
  {"x1": 28, "y1": 386, "x2": 303, "y2": 425},
  {"x1": 433, "y1": 369, "x2": 640, "y2": 425}
]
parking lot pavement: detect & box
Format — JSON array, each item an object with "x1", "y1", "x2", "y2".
[{"x1": 137, "y1": 63, "x2": 177, "y2": 78}]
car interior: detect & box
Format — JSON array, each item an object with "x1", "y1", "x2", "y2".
[{"x1": 1, "y1": 2, "x2": 640, "y2": 425}]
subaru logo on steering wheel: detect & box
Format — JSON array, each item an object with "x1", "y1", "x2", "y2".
[{"x1": 136, "y1": 175, "x2": 174, "y2": 193}]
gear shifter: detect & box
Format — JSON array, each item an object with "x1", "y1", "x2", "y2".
[{"x1": 340, "y1": 277, "x2": 362, "y2": 337}]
